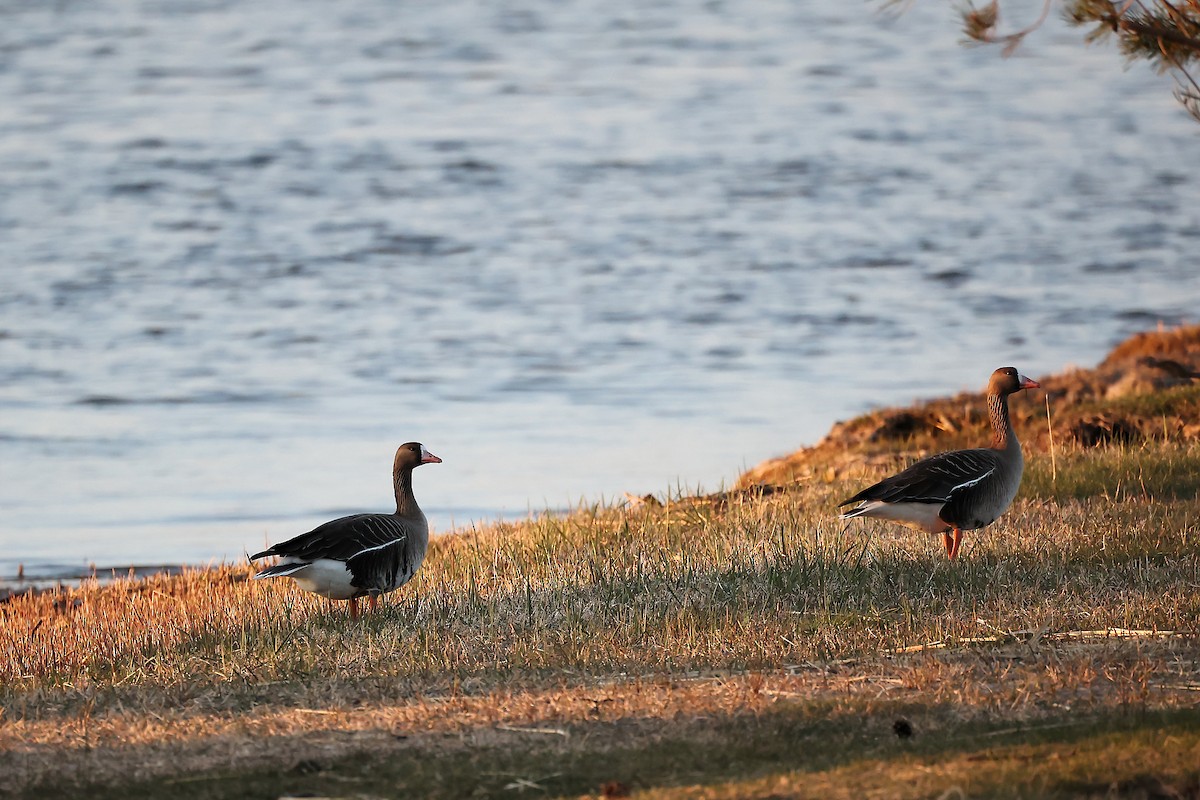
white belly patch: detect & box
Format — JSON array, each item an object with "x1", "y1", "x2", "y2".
[
  {"x1": 846, "y1": 500, "x2": 950, "y2": 533},
  {"x1": 287, "y1": 558, "x2": 358, "y2": 600}
]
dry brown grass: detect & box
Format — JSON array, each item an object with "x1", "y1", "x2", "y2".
[{"x1": 3, "y1": 471, "x2": 1197, "y2": 703}]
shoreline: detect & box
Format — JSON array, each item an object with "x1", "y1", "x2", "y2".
[
  {"x1": 0, "y1": 564, "x2": 195, "y2": 603},
  {"x1": 8, "y1": 324, "x2": 1198, "y2": 598},
  {"x1": 739, "y1": 323, "x2": 1200, "y2": 486},
  {"x1": 9, "y1": 321, "x2": 1200, "y2": 597}
]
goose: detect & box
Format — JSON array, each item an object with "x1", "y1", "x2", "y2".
[
  {"x1": 838, "y1": 367, "x2": 1039, "y2": 559},
  {"x1": 251, "y1": 442, "x2": 441, "y2": 616}
]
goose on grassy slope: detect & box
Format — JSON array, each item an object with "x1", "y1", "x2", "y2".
[
  {"x1": 838, "y1": 367, "x2": 1040, "y2": 560},
  {"x1": 251, "y1": 442, "x2": 441, "y2": 617}
]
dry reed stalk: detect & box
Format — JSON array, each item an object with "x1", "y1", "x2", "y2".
[{"x1": 1046, "y1": 392, "x2": 1057, "y2": 485}]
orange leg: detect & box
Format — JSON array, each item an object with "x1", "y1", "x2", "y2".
[
  {"x1": 947, "y1": 528, "x2": 963, "y2": 560},
  {"x1": 943, "y1": 531, "x2": 955, "y2": 558},
  {"x1": 348, "y1": 596, "x2": 360, "y2": 619},
  {"x1": 368, "y1": 595, "x2": 379, "y2": 613}
]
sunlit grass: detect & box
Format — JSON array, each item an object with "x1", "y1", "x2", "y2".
[
  {"x1": 3, "y1": 446, "x2": 1197, "y2": 704},
  {"x1": 1089, "y1": 382, "x2": 1200, "y2": 422},
  {"x1": 1023, "y1": 440, "x2": 1200, "y2": 501}
]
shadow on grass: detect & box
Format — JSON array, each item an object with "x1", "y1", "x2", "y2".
[{"x1": 24, "y1": 702, "x2": 1200, "y2": 799}]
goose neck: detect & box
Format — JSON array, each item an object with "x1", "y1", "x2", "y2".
[
  {"x1": 393, "y1": 468, "x2": 420, "y2": 516},
  {"x1": 987, "y1": 392, "x2": 1018, "y2": 451}
]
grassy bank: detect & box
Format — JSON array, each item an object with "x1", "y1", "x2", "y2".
[
  {"x1": 3, "y1": 441, "x2": 1199, "y2": 797},
  {"x1": 4, "y1": 446, "x2": 1198, "y2": 697},
  {"x1": 3, "y1": 331, "x2": 1200, "y2": 797}
]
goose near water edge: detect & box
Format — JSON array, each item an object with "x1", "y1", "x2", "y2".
[
  {"x1": 251, "y1": 442, "x2": 442, "y2": 616},
  {"x1": 839, "y1": 367, "x2": 1040, "y2": 559}
]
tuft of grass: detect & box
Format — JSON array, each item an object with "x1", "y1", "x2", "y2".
[
  {"x1": 1094, "y1": 382, "x2": 1200, "y2": 420},
  {"x1": 1022, "y1": 441, "x2": 1200, "y2": 501}
]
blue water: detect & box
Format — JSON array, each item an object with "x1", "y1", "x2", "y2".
[{"x1": 1, "y1": 0, "x2": 1197, "y2": 579}]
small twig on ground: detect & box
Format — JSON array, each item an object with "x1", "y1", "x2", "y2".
[
  {"x1": 496, "y1": 724, "x2": 570, "y2": 738},
  {"x1": 976, "y1": 719, "x2": 1089, "y2": 738}
]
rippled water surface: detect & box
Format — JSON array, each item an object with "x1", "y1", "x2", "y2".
[{"x1": 1, "y1": 0, "x2": 1197, "y2": 578}]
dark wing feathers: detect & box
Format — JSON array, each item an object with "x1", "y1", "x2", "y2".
[
  {"x1": 251, "y1": 513, "x2": 411, "y2": 563},
  {"x1": 347, "y1": 536, "x2": 410, "y2": 595},
  {"x1": 839, "y1": 448, "x2": 1002, "y2": 507}
]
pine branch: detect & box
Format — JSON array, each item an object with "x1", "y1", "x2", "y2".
[
  {"x1": 961, "y1": 0, "x2": 1200, "y2": 121},
  {"x1": 1068, "y1": 0, "x2": 1200, "y2": 63}
]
